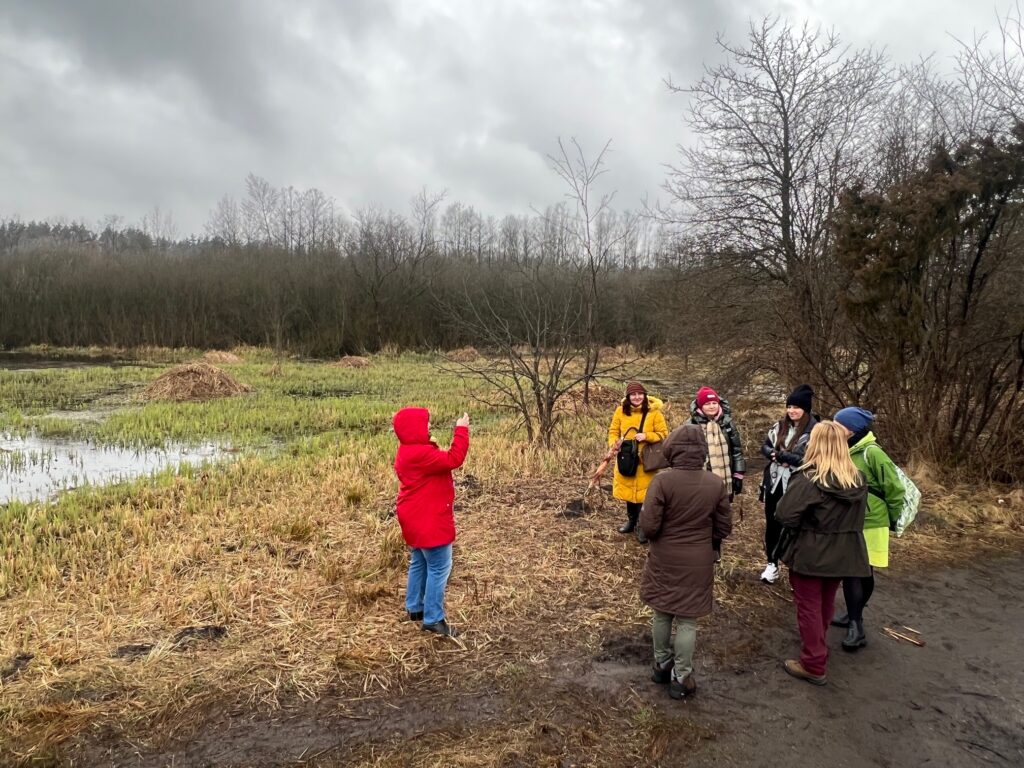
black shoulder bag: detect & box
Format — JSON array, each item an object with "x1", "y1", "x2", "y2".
[{"x1": 616, "y1": 411, "x2": 647, "y2": 477}]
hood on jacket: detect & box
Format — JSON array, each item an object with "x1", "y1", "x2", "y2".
[
  {"x1": 393, "y1": 407, "x2": 431, "y2": 445},
  {"x1": 662, "y1": 424, "x2": 708, "y2": 469},
  {"x1": 688, "y1": 397, "x2": 732, "y2": 423},
  {"x1": 849, "y1": 431, "x2": 878, "y2": 455}
]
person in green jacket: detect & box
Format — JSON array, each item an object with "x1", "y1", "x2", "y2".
[{"x1": 830, "y1": 407, "x2": 905, "y2": 650}]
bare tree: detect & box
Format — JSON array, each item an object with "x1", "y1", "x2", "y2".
[
  {"x1": 439, "y1": 260, "x2": 637, "y2": 447},
  {"x1": 950, "y1": 2, "x2": 1024, "y2": 129},
  {"x1": 348, "y1": 190, "x2": 443, "y2": 350},
  {"x1": 660, "y1": 17, "x2": 892, "y2": 400},
  {"x1": 206, "y1": 195, "x2": 244, "y2": 246},
  {"x1": 664, "y1": 19, "x2": 889, "y2": 279},
  {"x1": 830, "y1": 8, "x2": 1024, "y2": 479},
  {"x1": 241, "y1": 173, "x2": 282, "y2": 245},
  {"x1": 546, "y1": 138, "x2": 639, "y2": 403},
  {"x1": 141, "y1": 205, "x2": 178, "y2": 246}
]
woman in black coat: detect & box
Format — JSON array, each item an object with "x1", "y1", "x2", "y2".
[
  {"x1": 759, "y1": 384, "x2": 817, "y2": 584},
  {"x1": 775, "y1": 421, "x2": 870, "y2": 686}
]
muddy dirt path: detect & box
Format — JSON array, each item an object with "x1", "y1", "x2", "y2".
[
  {"x1": 664, "y1": 554, "x2": 1024, "y2": 767},
  {"x1": 80, "y1": 553, "x2": 1024, "y2": 767}
]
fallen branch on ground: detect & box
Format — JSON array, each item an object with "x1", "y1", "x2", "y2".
[{"x1": 882, "y1": 627, "x2": 926, "y2": 647}]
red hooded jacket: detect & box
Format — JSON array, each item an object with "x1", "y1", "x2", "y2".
[{"x1": 392, "y1": 407, "x2": 470, "y2": 549}]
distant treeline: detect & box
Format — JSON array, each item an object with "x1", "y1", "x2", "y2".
[{"x1": 0, "y1": 207, "x2": 677, "y2": 355}]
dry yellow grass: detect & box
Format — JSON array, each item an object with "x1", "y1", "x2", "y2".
[
  {"x1": 0, "y1": 459, "x2": 839, "y2": 761},
  {"x1": 1, "y1": 354, "x2": 1021, "y2": 764},
  {"x1": 557, "y1": 383, "x2": 624, "y2": 416},
  {"x1": 333, "y1": 356, "x2": 371, "y2": 368},
  {"x1": 201, "y1": 350, "x2": 244, "y2": 364},
  {"x1": 446, "y1": 347, "x2": 480, "y2": 363}
]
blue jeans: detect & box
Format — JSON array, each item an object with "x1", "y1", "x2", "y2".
[{"x1": 405, "y1": 543, "x2": 453, "y2": 625}]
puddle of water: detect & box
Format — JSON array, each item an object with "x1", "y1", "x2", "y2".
[
  {"x1": 0, "y1": 352, "x2": 157, "y2": 371},
  {"x1": 0, "y1": 433, "x2": 230, "y2": 505}
]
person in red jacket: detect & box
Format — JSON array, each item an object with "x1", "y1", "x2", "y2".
[{"x1": 392, "y1": 407, "x2": 470, "y2": 638}]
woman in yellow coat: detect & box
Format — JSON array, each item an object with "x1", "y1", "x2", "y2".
[{"x1": 608, "y1": 382, "x2": 669, "y2": 538}]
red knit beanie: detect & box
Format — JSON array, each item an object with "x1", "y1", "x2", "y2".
[
  {"x1": 626, "y1": 381, "x2": 647, "y2": 396},
  {"x1": 696, "y1": 386, "x2": 720, "y2": 409}
]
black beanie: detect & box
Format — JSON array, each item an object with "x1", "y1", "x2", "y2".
[{"x1": 786, "y1": 384, "x2": 814, "y2": 411}]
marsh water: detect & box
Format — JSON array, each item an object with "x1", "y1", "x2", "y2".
[
  {"x1": 0, "y1": 355, "x2": 233, "y2": 504},
  {"x1": 0, "y1": 352, "x2": 157, "y2": 371},
  {"x1": 0, "y1": 433, "x2": 228, "y2": 504}
]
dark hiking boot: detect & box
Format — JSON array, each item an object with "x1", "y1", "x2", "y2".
[
  {"x1": 669, "y1": 673, "x2": 697, "y2": 700},
  {"x1": 421, "y1": 620, "x2": 460, "y2": 638},
  {"x1": 618, "y1": 520, "x2": 637, "y2": 534},
  {"x1": 636, "y1": 528, "x2": 648, "y2": 544},
  {"x1": 407, "y1": 610, "x2": 424, "y2": 622},
  {"x1": 842, "y1": 619, "x2": 867, "y2": 651},
  {"x1": 783, "y1": 659, "x2": 827, "y2": 686},
  {"x1": 651, "y1": 660, "x2": 673, "y2": 685},
  {"x1": 830, "y1": 612, "x2": 850, "y2": 628}
]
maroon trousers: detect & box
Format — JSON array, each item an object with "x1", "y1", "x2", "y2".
[{"x1": 789, "y1": 572, "x2": 842, "y2": 677}]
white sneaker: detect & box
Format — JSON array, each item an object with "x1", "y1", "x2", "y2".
[{"x1": 760, "y1": 563, "x2": 779, "y2": 584}]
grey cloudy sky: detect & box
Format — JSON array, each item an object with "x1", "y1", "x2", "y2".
[{"x1": 0, "y1": 0, "x2": 995, "y2": 235}]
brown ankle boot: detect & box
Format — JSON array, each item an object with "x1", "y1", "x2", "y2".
[{"x1": 782, "y1": 659, "x2": 826, "y2": 686}]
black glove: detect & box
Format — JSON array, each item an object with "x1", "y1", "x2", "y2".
[{"x1": 732, "y1": 477, "x2": 743, "y2": 495}]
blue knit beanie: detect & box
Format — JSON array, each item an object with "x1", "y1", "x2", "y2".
[{"x1": 833, "y1": 407, "x2": 874, "y2": 434}]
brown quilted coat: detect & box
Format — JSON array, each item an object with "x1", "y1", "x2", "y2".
[{"x1": 639, "y1": 424, "x2": 733, "y2": 618}]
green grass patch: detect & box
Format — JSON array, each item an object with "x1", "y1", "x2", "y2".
[{"x1": 0, "y1": 353, "x2": 503, "y2": 448}]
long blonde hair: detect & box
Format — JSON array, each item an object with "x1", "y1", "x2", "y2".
[{"x1": 801, "y1": 421, "x2": 862, "y2": 489}]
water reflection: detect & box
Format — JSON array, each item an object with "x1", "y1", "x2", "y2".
[{"x1": 0, "y1": 434, "x2": 228, "y2": 504}]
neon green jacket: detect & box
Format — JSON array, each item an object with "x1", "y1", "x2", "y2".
[{"x1": 849, "y1": 432, "x2": 905, "y2": 530}]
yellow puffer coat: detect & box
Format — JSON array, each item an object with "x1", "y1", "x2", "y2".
[{"x1": 608, "y1": 397, "x2": 670, "y2": 504}]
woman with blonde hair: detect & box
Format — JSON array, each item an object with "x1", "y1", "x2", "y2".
[{"x1": 774, "y1": 421, "x2": 870, "y2": 686}]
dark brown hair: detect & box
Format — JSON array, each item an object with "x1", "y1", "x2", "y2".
[
  {"x1": 622, "y1": 393, "x2": 650, "y2": 416},
  {"x1": 775, "y1": 411, "x2": 811, "y2": 451}
]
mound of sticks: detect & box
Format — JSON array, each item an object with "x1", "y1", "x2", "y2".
[
  {"x1": 558, "y1": 383, "x2": 624, "y2": 415},
  {"x1": 332, "y1": 356, "x2": 371, "y2": 368},
  {"x1": 143, "y1": 363, "x2": 252, "y2": 402},
  {"x1": 446, "y1": 346, "x2": 480, "y2": 363},
  {"x1": 201, "y1": 350, "x2": 243, "y2": 364}
]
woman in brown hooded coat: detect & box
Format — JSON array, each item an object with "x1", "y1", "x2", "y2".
[{"x1": 639, "y1": 424, "x2": 733, "y2": 699}]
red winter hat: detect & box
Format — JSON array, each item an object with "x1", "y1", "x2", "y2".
[
  {"x1": 626, "y1": 381, "x2": 647, "y2": 396},
  {"x1": 696, "y1": 386, "x2": 719, "y2": 409}
]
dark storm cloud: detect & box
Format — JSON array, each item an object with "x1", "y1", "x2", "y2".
[
  {"x1": 0, "y1": 0, "x2": 986, "y2": 232},
  {"x1": 2, "y1": 0, "x2": 395, "y2": 135}
]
